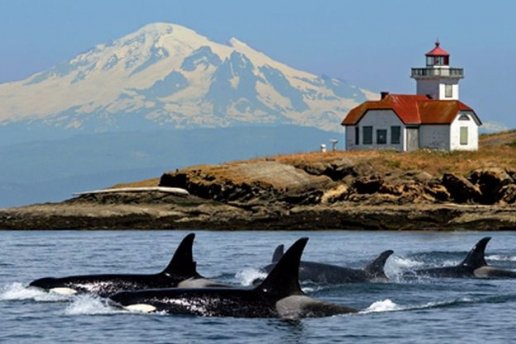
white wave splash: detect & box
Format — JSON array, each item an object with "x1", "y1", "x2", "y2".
[
  {"x1": 487, "y1": 255, "x2": 516, "y2": 262},
  {"x1": 64, "y1": 295, "x2": 122, "y2": 315},
  {"x1": 361, "y1": 297, "x2": 473, "y2": 314},
  {"x1": 235, "y1": 268, "x2": 267, "y2": 287},
  {"x1": 0, "y1": 282, "x2": 70, "y2": 302},
  {"x1": 439, "y1": 260, "x2": 461, "y2": 267},
  {"x1": 385, "y1": 256, "x2": 425, "y2": 278},
  {"x1": 361, "y1": 299, "x2": 402, "y2": 313}
]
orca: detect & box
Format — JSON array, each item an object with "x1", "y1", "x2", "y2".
[
  {"x1": 259, "y1": 244, "x2": 394, "y2": 284},
  {"x1": 29, "y1": 233, "x2": 226, "y2": 297},
  {"x1": 109, "y1": 238, "x2": 357, "y2": 318},
  {"x1": 408, "y1": 237, "x2": 516, "y2": 278}
]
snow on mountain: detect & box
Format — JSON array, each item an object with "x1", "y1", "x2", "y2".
[{"x1": 0, "y1": 22, "x2": 376, "y2": 132}]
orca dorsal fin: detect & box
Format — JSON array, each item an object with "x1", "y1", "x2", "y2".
[
  {"x1": 460, "y1": 237, "x2": 491, "y2": 268},
  {"x1": 272, "y1": 244, "x2": 284, "y2": 263},
  {"x1": 256, "y1": 238, "x2": 307, "y2": 300},
  {"x1": 161, "y1": 233, "x2": 199, "y2": 278},
  {"x1": 364, "y1": 250, "x2": 394, "y2": 279}
]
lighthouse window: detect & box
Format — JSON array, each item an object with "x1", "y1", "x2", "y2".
[
  {"x1": 460, "y1": 127, "x2": 468, "y2": 145},
  {"x1": 391, "y1": 126, "x2": 401, "y2": 144},
  {"x1": 363, "y1": 126, "x2": 373, "y2": 145},
  {"x1": 445, "y1": 85, "x2": 453, "y2": 98},
  {"x1": 377, "y1": 129, "x2": 387, "y2": 144}
]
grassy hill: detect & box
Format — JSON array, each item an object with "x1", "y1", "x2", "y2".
[{"x1": 117, "y1": 130, "x2": 516, "y2": 188}]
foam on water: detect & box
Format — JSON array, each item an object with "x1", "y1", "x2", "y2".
[
  {"x1": 0, "y1": 282, "x2": 70, "y2": 302},
  {"x1": 362, "y1": 299, "x2": 402, "y2": 313},
  {"x1": 439, "y1": 259, "x2": 460, "y2": 267},
  {"x1": 409, "y1": 297, "x2": 474, "y2": 311},
  {"x1": 64, "y1": 295, "x2": 123, "y2": 315},
  {"x1": 385, "y1": 256, "x2": 425, "y2": 278},
  {"x1": 235, "y1": 268, "x2": 267, "y2": 286},
  {"x1": 487, "y1": 254, "x2": 516, "y2": 262},
  {"x1": 302, "y1": 286, "x2": 315, "y2": 293},
  {"x1": 361, "y1": 297, "x2": 474, "y2": 314}
]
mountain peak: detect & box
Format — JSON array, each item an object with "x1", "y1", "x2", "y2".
[
  {"x1": 229, "y1": 37, "x2": 250, "y2": 48},
  {"x1": 137, "y1": 22, "x2": 176, "y2": 33},
  {"x1": 0, "y1": 22, "x2": 374, "y2": 131},
  {"x1": 119, "y1": 22, "x2": 211, "y2": 47}
]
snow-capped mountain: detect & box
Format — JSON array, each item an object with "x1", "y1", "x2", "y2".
[{"x1": 0, "y1": 23, "x2": 375, "y2": 132}]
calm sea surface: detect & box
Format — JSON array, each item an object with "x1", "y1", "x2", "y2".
[{"x1": 2, "y1": 230, "x2": 516, "y2": 343}]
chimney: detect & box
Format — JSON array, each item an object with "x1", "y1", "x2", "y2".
[{"x1": 381, "y1": 91, "x2": 389, "y2": 99}]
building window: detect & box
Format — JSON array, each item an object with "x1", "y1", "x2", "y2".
[
  {"x1": 445, "y1": 84, "x2": 453, "y2": 98},
  {"x1": 460, "y1": 126, "x2": 468, "y2": 145},
  {"x1": 377, "y1": 129, "x2": 387, "y2": 144},
  {"x1": 391, "y1": 126, "x2": 401, "y2": 144},
  {"x1": 459, "y1": 114, "x2": 470, "y2": 121},
  {"x1": 363, "y1": 126, "x2": 373, "y2": 145},
  {"x1": 355, "y1": 126, "x2": 359, "y2": 145}
]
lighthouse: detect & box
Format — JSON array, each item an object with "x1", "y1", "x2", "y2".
[
  {"x1": 411, "y1": 41, "x2": 464, "y2": 100},
  {"x1": 342, "y1": 41, "x2": 481, "y2": 151}
]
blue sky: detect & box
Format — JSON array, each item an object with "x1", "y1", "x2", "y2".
[{"x1": 1, "y1": 0, "x2": 515, "y2": 129}]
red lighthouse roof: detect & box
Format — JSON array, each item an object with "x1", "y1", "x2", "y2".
[
  {"x1": 341, "y1": 94, "x2": 481, "y2": 126},
  {"x1": 426, "y1": 41, "x2": 449, "y2": 56}
]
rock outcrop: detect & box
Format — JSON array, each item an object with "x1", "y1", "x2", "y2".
[
  {"x1": 1, "y1": 154, "x2": 514, "y2": 231},
  {"x1": 159, "y1": 161, "x2": 516, "y2": 208},
  {"x1": 442, "y1": 173, "x2": 482, "y2": 203}
]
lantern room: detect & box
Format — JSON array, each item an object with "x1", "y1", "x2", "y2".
[
  {"x1": 425, "y1": 41, "x2": 450, "y2": 66},
  {"x1": 411, "y1": 41, "x2": 463, "y2": 100}
]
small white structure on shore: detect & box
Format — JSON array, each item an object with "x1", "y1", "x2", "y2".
[
  {"x1": 75, "y1": 187, "x2": 189, "y2": 196},
  {"x1": 341, "y1": 42, "x2": 481, "y2": 151}
]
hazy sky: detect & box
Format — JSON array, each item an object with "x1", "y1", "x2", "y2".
[{"x1": 1, "y1": 0, "x2": 515, "y2": 129}]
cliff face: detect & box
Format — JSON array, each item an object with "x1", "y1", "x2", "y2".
[
  {"x1": 1, "y1": 132, "x2": 515, "y2": 230},
  {"x1": 159, "y1": 157, "x2": 516, "y2": 207}
]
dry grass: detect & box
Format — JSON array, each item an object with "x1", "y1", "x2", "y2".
[
  {"x1": 114, "y1": 130, "x2": 516, "y2": 188},
  {"x1": 111, "y1": 177, "x2": 161, "y2": 189},
  {"x1": 273, "y1": 130, "x2": 516, "y2": 177},
  {"x1": 478, "y1": 129, "x2": 516, "y2": 146}
]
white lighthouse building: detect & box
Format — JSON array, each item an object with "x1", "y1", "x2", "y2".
[
  {"x1": 342, "y1": 42, "x2": 481, "y2": 152},
  {"x1": 411, "y1": 41, "x2": 464, "y2": 100}
]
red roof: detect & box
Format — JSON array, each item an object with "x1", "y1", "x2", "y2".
[
  {"x1": 426, "y1": 41, "x2": 449, "y2": 56},
  {"x1": 341, "y1": 94, "x2": 480, "y2": 126}
]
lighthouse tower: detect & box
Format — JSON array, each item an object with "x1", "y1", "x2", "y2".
[{"x1": 411, "y1": 41, "x2": 464, "y2": 100}]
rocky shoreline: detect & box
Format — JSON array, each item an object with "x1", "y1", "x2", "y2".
[
  {"x1": 0, "y1": 198, "x2": 514, "y2": 231},
  {"x1": 1, "y1": 152, "x2": 515, "y2": 230}
]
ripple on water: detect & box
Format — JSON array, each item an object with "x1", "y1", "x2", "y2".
[{"x1": 3, "y1": 230, "x2": 516, "y2": 344}]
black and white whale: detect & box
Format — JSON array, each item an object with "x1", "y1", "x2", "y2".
[
  {"x1": 259, "y1": 244, "x2": 394, "y2": 284},
  {"x1": 408, "y1": 237, "x2": 516, "y2": 278},
  {"x1": 29, "y1": 233, "x2": 225, "y2": 297},
  {"x1": 109, "y1": 238, "x2": 357, "y2": 318}
]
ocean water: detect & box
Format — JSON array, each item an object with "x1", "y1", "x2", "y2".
[{"x1": 1, "y1": 230, "x2": 516, "y2": 343}]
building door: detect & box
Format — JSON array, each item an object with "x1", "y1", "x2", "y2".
[{"x1": 406, "y1": 128, "x2": 419, "y2": 151}]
